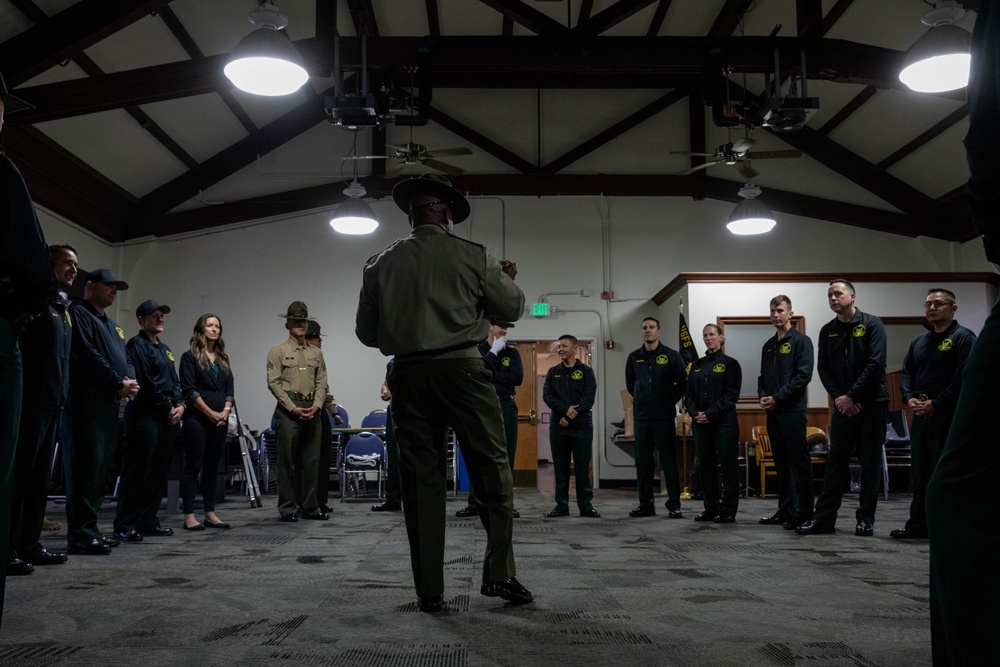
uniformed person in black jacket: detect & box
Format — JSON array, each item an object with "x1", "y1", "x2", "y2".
[
  {"x1": 891, "y1": 292, "x2": 975, "y2": 541},
  {"x1": 66, "y1": 268, "x2": 139, "y2": 555},
  {"x1": 457, "y1": 317, "x2": 524, "y2": 518},
  {"x1": 114, "y1": 300, "x2": 184, "y2": 542},
  {"x1": 625, "y1": 317, "x2": 686, "y2": 518},
  {"x1": 758, "y1": 295, "x2": 815, "y2": 529},
  {"x1": 798, "y1": 280, "x2": 888, "y2": 537},
  {"x1": 685, "y1": 324, "x2": 742, "y2": 523},
  {"x1": 543, "y1": 334, "x2": 599, "y2": 518},
  {"x1": 7, "y1": 245, "x2": 76, "y2": 576}
]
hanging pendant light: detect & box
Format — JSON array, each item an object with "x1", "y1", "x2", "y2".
[
  {"x1": 224, "y1": 2, "x2": 308, "y2": 97},
  {"x1": 899, "y1": 1, "x2": 971, "y2": 93},
  {"x1": 727, "y1": 184, "x2": 776, "y2": 235}
]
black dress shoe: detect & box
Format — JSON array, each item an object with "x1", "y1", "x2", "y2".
[
  {"x1": 141, "y1": 527, "x2": 174, "y2": 537},
  {"x1": 183, "y1": 523, "x2": 206, "y2": 531},
  {"x1": 27, "y1": 549, "x2": 68, "y2": 565},
  {"x1": 7, "y1": 558, "x2": 34, "y2": 575},
  {"x1": 795, "y1": 520, "x2": 836, "y2": 535},
  {"x1": 203, "y1": 520, "x2": 231, "y2": 529},
  {"x1": 580, "y1": 508, "x2": 601, "y2": 518},
  {"x1": 371, "y1": 501, "x2": 402, "y2": 512},
  {"x1": 545, "y1": 507, "x2": 569, "y2": 518},
  {"x1": 667, "y1": 509, "x2": 684, "y2": 519},
  {"x1": 301, "y1": 511, "x2": 330, "y2": 521},
  {"x1": 418, "y1": 595, "x2": 443, "y2": 613},
  {"x1": 782, "y1": 519, "x2": 803, "y2": 530},
  {"x1": 855, "y1": 520, "x2": 874, "y2": 537},
  {"x1": 67, "y1": 539, "x2": 112, "y2": 555},
  {"x1": 481, "y1": 577, "x2": 533, "y2": 604},
  {"x1": 889, "y1": 527, "x2": 927, "y2": 539},
  {"x1": 714, "y1": 514, "x2": 736, "y2": 524},
  {"x1": 320, "y1": 504, "x2": 334, "y2": 513},
  {"x1": 455, "y1": 506, "x2": 478, "y2": 518},
  {"x1": 115, "y1": 530, "x2": 143, "y2": 542},
  {"x1": 759, "y1": 515, "x2": 789, "y2": 526},
  {"x1": 101, "y1": 535, "x2": 120, "y2": 547},
  {"x1": 512, "y1": 508, "x2": 521, "y2": 518},
  {"x1": 629, "y1": 506, "x2": 655, "y2": 518},
  {"x1": 693, "y1": 511, "x2": 716, "y2": 522},
  {"x1": 279, "y1": 513, "x2": 299, "y2": 522}
]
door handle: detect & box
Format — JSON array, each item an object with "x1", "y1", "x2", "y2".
[{"x1": 518, "y1": 409, "x2": 537, "y2": 426}]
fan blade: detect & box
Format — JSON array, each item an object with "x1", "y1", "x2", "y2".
[
  {"x1": 731, "y1": 137, "x2": 757, "y2": 154},
  {"x1": 342, "y1": 155, "x2": 390, "y2": 161},
  {"x1": 424, "y1": 147, "x2": 472, "y2": 158},
  {"x1": 676, "y1": 159, "x2": 723, "y2": 175},
  {"x1": 735, "y1": 162, "x2": 759, "y2": 180},
  {"x1": 669, "y1": 150, "x2": 718, "y2": 157},
  {"x1": 422, "y1": 158, "x2": 465, "y2": 175},
  {"x1": 747, "y1": 149, "x2": 803, "y2": 159}
]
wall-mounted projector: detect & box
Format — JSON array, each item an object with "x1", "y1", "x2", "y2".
[
  {"x1": 325, "y1": 95, "x2": 378, "y2": 129},
  {"x1": 760, "y1": 96, "x2": 819, "y2": 132}
]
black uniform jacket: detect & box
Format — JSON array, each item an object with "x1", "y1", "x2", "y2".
[
  {"x1": 20, "y1": 293, "x2": 72, "y2": 410},
  {"x1": 69, "y1": 301, "x2": 134, "y2": 397},
  {"x1": 625, "y1": 342, "x2": 685, "y2": 421},
  {"x1": 818, "y1": 309, "x2": 888, "y2": 404},
  {"x1": 758, "y1": 327, "x2": 814, "y2": 412},
  {"x1": 543, "y1": 360, "x2": 596, "y2": 427},
  {"x1": 126, "y1": 334, "x2": 183, "y2": 413},
  {"x1": 478, "y1": 340, "x2": 524, "y2": 397},
  {"x1": 901, "y1": 320, "x2": 976, "y2": 414},
  {"x1": 179, "y1": 350, "x2": 235, "y2": 413},
  {"x1": 685, "y1": 350, "x2": 742, "y2": 426}
]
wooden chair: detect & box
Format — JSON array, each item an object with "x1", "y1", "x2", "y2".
[
  {"x1": 806, "y1": 426, "x2": 829, "y2": 485},
  {"x1": 752, "y1": 426, "x2": 776, "y2": 498}
]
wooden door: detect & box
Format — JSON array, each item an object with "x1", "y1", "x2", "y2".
[{"x1": 512, "y1": 342, "x2": 537, "y2": 487}]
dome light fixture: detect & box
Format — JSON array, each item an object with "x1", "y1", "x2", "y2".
[
  {"x1": 899, "y1": 1, "x2": 971, "y2": 93},
  {"x1": 727, "y1": 184, "x2": 776, "y2": 235},
  {"x1": 224, "y1": 2, "x2": 308, "y2": 97},
  {"x1": 330, "y1": 180, "x2": 379, "y2": 235}
]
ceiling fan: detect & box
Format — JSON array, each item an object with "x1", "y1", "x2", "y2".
[{"x1": 670, "y1": 128, "x2": 801, "y2": 180}]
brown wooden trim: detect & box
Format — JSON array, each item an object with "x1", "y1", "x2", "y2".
[
  {"x1": 653, "y1": 272, "x2": 1000, "y2": 305},
  {"x1": 881, "y1": 316, "x2": 931, "y2": 328}
]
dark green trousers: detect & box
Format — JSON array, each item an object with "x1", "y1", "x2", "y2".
[
  {"x1": 317, "y1": 408, "x2": 333, "y2": 507},
  {"x1": 550, "y1": 424, "x2": 594, "y2": 512},
  {"x1": 384, "y1": 407, "x2": 401, "y2": 506},
  {"x1": 813, "y1": 402, "x2": 887, "y2": 527},
  {"x1": 766, "y1": 410, "x2": 813, "y2": 522},
  {"x1": 903, "y1": 412, "x2": 951, "y2": 534},
  {"x1": 0, "y1": 316, "x2": 23, "y2": 628},
  {"x1": 274, "y1": 400, "x2": 322, "y2": 517},
  {"x1": 468, "y1": 395, "x2": 517, "y2": 505},
  {"x1": 388, "y1": 358, "x2": 515, "y2": 599},
  {"x1": 927, "y1": 296, "x2": 1000, "y2": 665},
  {"x1": 635, "y1": 419, "x2": 679, "y2": 511},
  {"x1": 9, "y1": 406, "x2": 60, "y2": 559},
  {"x1": 66, "y1": 389, "x2": 121, "y2": 544},
  {"x1": 693, "y1": 421, "x2": 740, "y2": 516},
  {"x1": 114, "y1": 405, "x2": 174, "y2": 533}
]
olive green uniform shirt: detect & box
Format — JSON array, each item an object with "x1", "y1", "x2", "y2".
[
  {"x1": 266, "y1": 338, "x2": 328, "y2": 411},
  {"x1": 356, "y1": 225, "x2": 524, "y2": 357}
]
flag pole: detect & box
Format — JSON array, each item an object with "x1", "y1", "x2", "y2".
[{"x1": 679, "y1": 298, "x2": 694, "y2": 500}]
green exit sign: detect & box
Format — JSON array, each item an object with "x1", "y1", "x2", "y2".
[{"x1": 531, "y1": 303, "x2": 550, "y2": 317}]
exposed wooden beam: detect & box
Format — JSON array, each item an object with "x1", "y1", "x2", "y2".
[
  {"x1": 578, "y1": 0, "x2": 595, "y2": 25},
  {"x1": 687, "y1": 80, "x2": 708, "y2": 197},
  {"x1": 426, "y1": 0, "x2": 441, "y2": 37},
  {"x1": 346, "y1": 0, "x2": 380, "y2": 37},
  {"x1": 822, "y1": 0, "x2": 857, "y2": 35},
  {"x1": 137, "y1": 87, "x2": 334, "y2": 218},
  {"x1": 646, "y1": 0, "x2": 673, "y2": 37},
  {"x1": 875, "y1": 104, "x2": 968, "y2": 171},
  {"x1": 709, "y1": 0, "x2": 754, "y2": 38},
  {"x1": 541, "y1": 88, "x2": 688, "y2": 173},
  {"x1": 818, "y1": 85, "x2": 877, "y2": 135},
  {"x1": 574, "y1": 0, "x2": 659, "y2": 36},
  {"x1": 477, "y1": 0, "x2": 570, "y2": 35},
  {"x1": 427, "y1": 108, "x2": 536, "y2": 173},
  {"x1": 1, "y1": 0, "x2": 174, "y2": 86},
  {"x1": 796, "y1": 0, "x2": 824, "y2": 37},
  {"x1": 3, "y1": 126, "x2": 138, "y2": 241}
]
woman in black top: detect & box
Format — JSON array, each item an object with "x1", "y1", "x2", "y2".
[
  {"x1": 685, "y1": 324, "x2": 742, "y2": 523},
  {"x1": 179, "y1": 314, "x2": 234, "y2": 531}
]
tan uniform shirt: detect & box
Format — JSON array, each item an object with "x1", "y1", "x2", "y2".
[
  {"x1": 266, "y1": 338, "x2": 328, "y2": 412},
  {"x1": 356, "y1": 225, "x2": 524, "y2": 357}
]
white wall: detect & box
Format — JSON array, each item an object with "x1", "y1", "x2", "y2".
[{"x1": 36, "y1": 195, "x2": 997, "y2": 482}]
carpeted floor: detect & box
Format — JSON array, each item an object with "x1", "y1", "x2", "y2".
[{"x1": 1, "y1": 486, "x2": 930, "y2": 666}]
